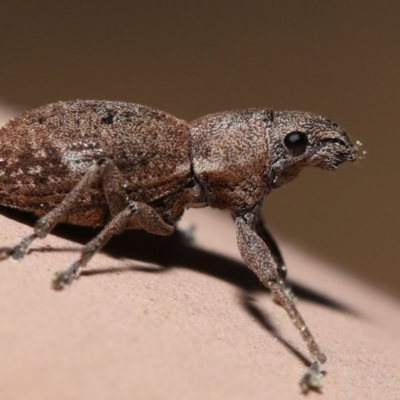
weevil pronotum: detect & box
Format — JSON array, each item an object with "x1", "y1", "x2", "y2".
[{"x1": 0, "y1": 100, "x2": 357, "y2": 390}]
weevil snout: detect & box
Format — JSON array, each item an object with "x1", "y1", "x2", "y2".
[
  {"x1": 312, "y1": 128, "x2": 357, "y2": 170},
  {"x1": 342, "y1": 138, "x2": 357, "y2": 163}
]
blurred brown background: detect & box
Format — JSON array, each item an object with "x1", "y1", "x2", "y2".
[{"x1": 0, "y1": 1, "x2": 398, "y2": 297}]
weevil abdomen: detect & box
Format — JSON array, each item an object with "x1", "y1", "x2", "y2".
[{"x1": 0, "y1": 100, "x2": 192, "y2": 226}]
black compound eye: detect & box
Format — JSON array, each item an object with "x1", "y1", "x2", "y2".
[{"x1": 284, "y1": 131, "x2": 308, "y2": 153}]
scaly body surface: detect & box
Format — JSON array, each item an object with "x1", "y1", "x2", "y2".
[{"x1": 0, "y1": 100, "x2": 357, "y2": 391}]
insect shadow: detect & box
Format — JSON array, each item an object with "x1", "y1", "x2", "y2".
[{"x1": 1, "y1": 205, "x2": 355, "y2": 364}]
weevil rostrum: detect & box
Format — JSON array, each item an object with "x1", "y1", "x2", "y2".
[{"x1": 0, "y1": 100, "x2": 357, "y2": 390}]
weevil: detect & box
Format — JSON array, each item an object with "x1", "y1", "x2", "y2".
[{"x1": 0, "y1": 100, "x2": 357, "y2": 390}]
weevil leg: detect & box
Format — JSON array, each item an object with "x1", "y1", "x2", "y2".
[
  {"x1": 176, "y1": 223, "x2": 196, "y2": 243},
  {"x1": 0, "y1": 157, "x2": 144, "y2": 261},
  {"x1": 52, "y1": 201, "x2": 173, "y2": 290},
  {"x1": 255, "y1": 217, "x2": 286, "y2": 281},
  {"x1": 50, "y1": 157, "x2": 174, "y2": 289},
  {"x1": 299, "y1": 361, "x2": 324, "y2": 392},
  {"x1": 0, "y1": 233, "x2": 38, "y2": 261},
  {"x1": 235, "y1": 211, "x2": 326, "y2": 390},
  {"x1": 255, "y1": 217, "x2": 295, "y2": 301},
  {"x1": 0, "y1": 158, "x2": 111, "y2": 261}
]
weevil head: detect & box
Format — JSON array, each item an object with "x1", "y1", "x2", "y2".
[{"x1": 269, "y1": 111, "x2": 357, "y2": 188}]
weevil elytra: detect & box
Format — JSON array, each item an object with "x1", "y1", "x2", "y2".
[{"x1": 0, "y1": 100, "x2": 356, "y2": 390}]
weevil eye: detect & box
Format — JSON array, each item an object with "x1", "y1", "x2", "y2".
[{"x1": 284, "y1": 131, "x2": 308, "y2": 153}]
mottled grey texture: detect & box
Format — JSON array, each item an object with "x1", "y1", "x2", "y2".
[{"x1": 0, "y1": 100, "x2": 356, "y2": 390}]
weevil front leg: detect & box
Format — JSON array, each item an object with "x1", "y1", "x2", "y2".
[
  {"x1": 52, "y1": 201, "x2": 173, "y2": 290},
  {"x1": 255, "y1": 217, "x2": 295, "y2": 301},
  {"x1": 235, "y1": 211, "x2": 326, "y2": 390},
  {"x1": 255, "y1": 217, "x2": 287, "y2": 282}
]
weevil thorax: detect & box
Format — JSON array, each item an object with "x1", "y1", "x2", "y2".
[
  {"x1": 189, "y1": 109, "x2": 274, "y2": 212},
  {"x1": 268, "y1": 111, "x2": 357, "y2": 189}
]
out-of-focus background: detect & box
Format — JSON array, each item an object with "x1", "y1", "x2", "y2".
[{"x1": 0, "y1": 1, "x2": 398, "y2": 297}]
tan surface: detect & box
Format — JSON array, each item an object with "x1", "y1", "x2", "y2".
[{"x1": 0, "y1": 207, "x2": 399, "y2": 400}]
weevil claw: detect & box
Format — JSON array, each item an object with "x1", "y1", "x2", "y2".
[
  {"x1": 52, "y1": 262, "x2": 81, "y2": 290},
  {"x1": 299, "y1": 362, "x2": 325, "y2": 392},
  {"x1": 0, "y1": 247, "x2": 13, "y2": 261},
  {"x1": 52, "y1": 271, "x2": 72, "y2": 290}
]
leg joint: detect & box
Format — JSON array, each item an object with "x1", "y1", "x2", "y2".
[
  {"x1": 128, "y1": 202, "x2": 138, "y2": 214},
  {"x1": 96, "y1": 158, "x2": 109, "y2": 167}
]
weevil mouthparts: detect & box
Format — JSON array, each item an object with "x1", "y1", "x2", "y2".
[{"x1": 354, "y1": 139, "x2": 367, "y2": 161}]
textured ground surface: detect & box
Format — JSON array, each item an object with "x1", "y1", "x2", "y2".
[{"x1": 0, "y1": 206, "x2": 399, "y2": 400}]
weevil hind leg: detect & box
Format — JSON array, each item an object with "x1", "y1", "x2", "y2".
[
  {"x1": 1, "y1": 157, "x2": 174, "y2": 290},
  {"x1": 0, "y1": 158, "x2": 110, "y2": 262},
  {"x1": 0, "y1": 233, "x2": 38, "y2": 261},
  {"x1": 52, "y1": 201, "x2": 174, "y2": 290}
]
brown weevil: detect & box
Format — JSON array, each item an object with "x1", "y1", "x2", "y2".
[{"x1": 0, "y1": 100, "x2": 357, "y2": 390}]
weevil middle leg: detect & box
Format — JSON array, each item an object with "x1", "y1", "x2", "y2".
[{"x1": 52, "y1": 200, "x2": 174, "y2": 290}]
